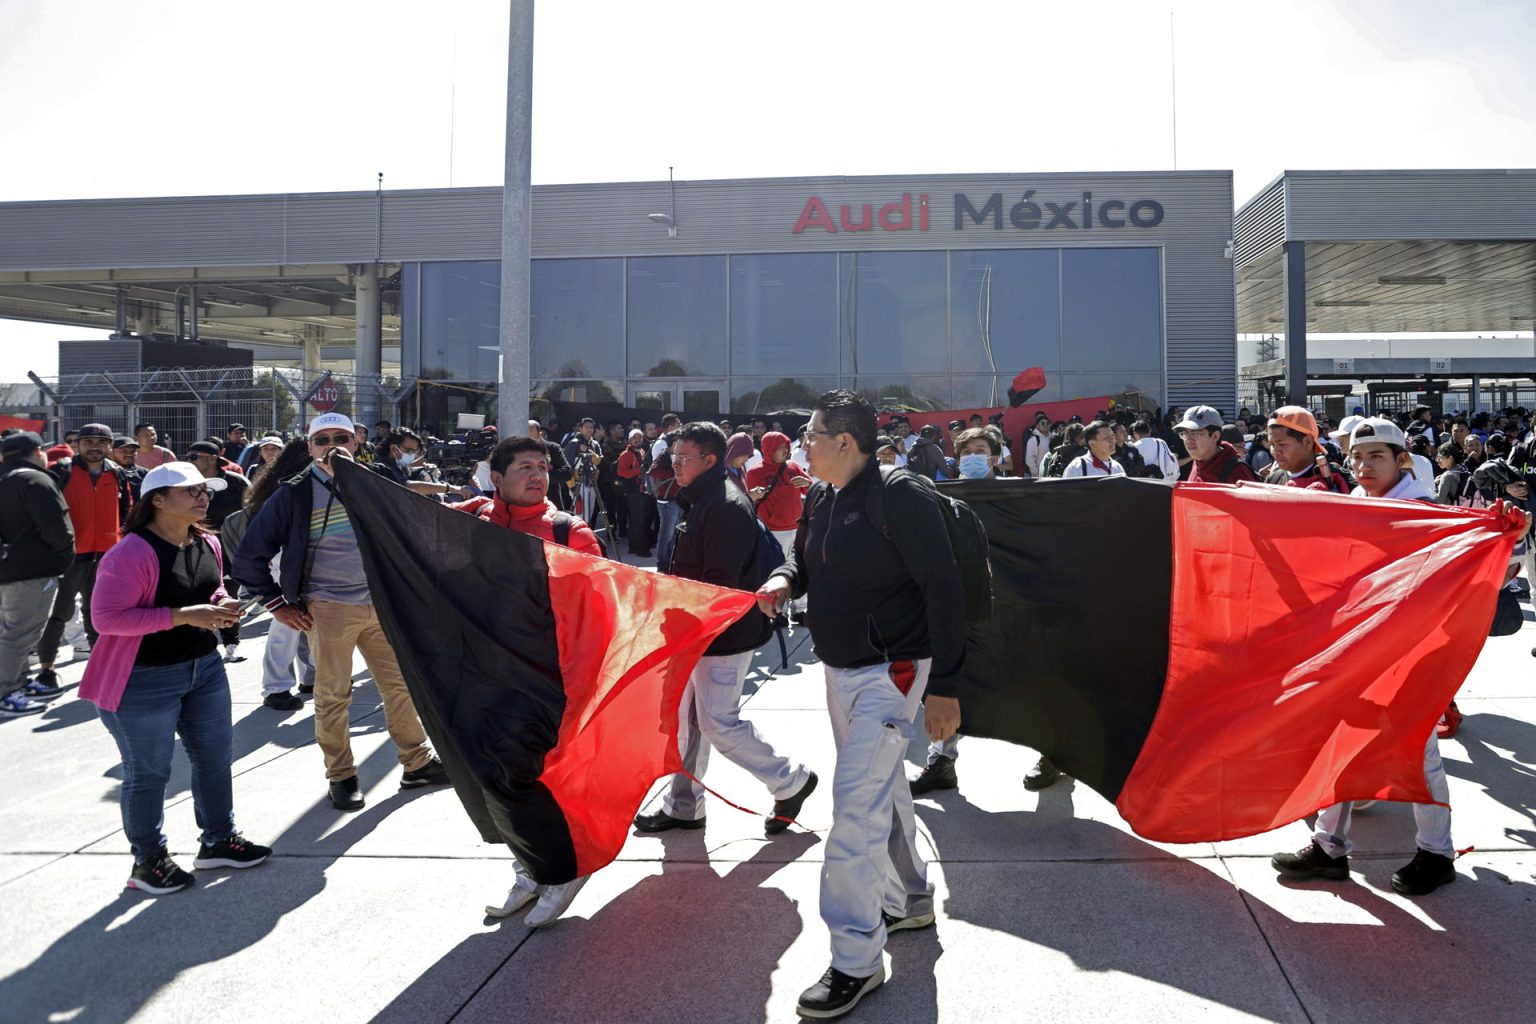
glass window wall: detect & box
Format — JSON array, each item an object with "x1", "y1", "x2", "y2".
[
  {"x1": 1060, "y1": 248, "x2": 1163, "y2": 372},
  {"x1": 627, "y1": 255, "x2": 727, "y2": 377},
  {"x1": 730, "y1": 254, "x2": 838, "y2": 376},
  {"x1": 839, "y1": 252, "x2": 947, "y2": 376},
  {"x1": 949, "y1": 249, "x2": 1061, "y2": 377},
  {"x1": 531, "y1": 258, "x2": 624, "y2": 378}
]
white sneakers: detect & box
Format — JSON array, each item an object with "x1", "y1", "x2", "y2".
[
  {"x1": 525, "y1": 876, "x2": 589, "y2": 927},
  {"x1": 485, "y1": 871, "x2": 589, "y2": 927},
  {"x1": 484, "y1": 874, "x2": 539, "y2": 918}
]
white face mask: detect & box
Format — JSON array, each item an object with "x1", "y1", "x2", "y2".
[{"x1": 957, "y1": 453, "x2": 992, "y2": 479}]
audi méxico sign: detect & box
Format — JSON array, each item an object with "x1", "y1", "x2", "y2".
[{"x1": 792, "y1": 191, "x2": 1166, "y2": 235}]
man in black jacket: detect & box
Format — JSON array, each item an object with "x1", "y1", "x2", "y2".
[
  {"x1": 633, "y1": 421, "x2": 817, "y2": 837},
  {"x1": 0, "y1": 432, "x2": 75, "y2": 716},
  {"x1": 756, "y1": 390, "x2": 965, "y2": 1020}
]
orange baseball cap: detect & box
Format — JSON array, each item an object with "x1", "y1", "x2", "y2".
[{"x1": 1267, "y1": 406, "x2": 1326, "y2": 453}]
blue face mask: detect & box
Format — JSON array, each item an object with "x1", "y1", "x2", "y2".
[
  {"x1": 397, "y1": 452, "x2": 419, "y2": 469},
  {"x1": 957, "y1": 453, "x2": 992, "y2": 479}
]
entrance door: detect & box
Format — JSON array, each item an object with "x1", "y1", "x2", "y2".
[{"x1": 628, "y1": 381, "x2": 726, "y2": 419}]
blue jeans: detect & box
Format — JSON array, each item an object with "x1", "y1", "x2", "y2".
[
  {"x1": 98, "y1": 651, "x2": 236, "y2": 863},
  {"x1": 655, "y1": 500, "x2": 683, "y2": 571}
]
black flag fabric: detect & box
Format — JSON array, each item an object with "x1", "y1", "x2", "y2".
[
  {"x1": 332, "y1": 459, "x2": 756, "y2": 884},
  {"x1": 940, "y1": 476, "x2": 1522, "y2": 843}
]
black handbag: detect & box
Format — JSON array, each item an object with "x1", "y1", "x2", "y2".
[{"x1": 1488, "y1": 586, "x2": 1524, "y2": 637}]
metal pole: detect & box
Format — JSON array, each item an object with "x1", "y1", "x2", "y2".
[
  {"x1": 1282, "y1": 241, "x2": 1308, "y2": 407},
  {"x1": 498, "y1": 0, "x2": 534, "y2": 435}
]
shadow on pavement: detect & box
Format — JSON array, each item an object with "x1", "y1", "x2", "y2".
[
  {"x1": 1442, "y1": 711, "x2": 1536, "y2": 848},
  {"x1": 374, "y1": 828, "x2": 819, "y2": 1024},
  {"x1": 0, "y1": 742, "x2": 423, "y2": 1024},
  {"x1": 917, "y1": 788, "x2": 1295, "y2": 1020}
]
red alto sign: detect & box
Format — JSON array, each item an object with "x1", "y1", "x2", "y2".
[{"x1": 307, "y1": 373, "x2": 341, "y2": 412}]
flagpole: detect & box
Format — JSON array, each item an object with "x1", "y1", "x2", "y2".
[{"x1": 499, "y1": 0, "x2": 535, "y2": 435}]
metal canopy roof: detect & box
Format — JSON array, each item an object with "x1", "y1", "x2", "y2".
[
  {"x1": 1235, "y1": 170, "x2": 1536, "y2": 336},
  {"x1": 1237, "y1": 239, "x2": 1536, "y2": 333},
  {"x1": 0, "y1": 264, "x2": 400, "y2": 357}
]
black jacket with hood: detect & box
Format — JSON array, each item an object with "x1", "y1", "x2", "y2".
[{"x1": 0, "y1": 457, "x2": 76, "y2": 583}]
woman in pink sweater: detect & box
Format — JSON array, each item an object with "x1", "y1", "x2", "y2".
[{"x1": 83, "y1": 462, "x2": 272, "y2": 894}]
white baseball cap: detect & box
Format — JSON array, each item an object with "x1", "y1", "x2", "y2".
[
  {"x1": 140, "y1": 461, "x2": 228, "y2": 496},
  {"x1": 1330, "y1": 414, "x2": 1365, "y2": 440},
  {"x1": 1349, "y1": 417, "x2": 1408, "y2": 450},
  {"x1": 307, "y1": 412, "x2": 356, "y2": 437},
  {"x1": 257, "y1": 435, "x2": 284, "y2": 448}
]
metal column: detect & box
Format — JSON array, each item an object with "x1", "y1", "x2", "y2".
[
  {"x1": 354, "y1": 264, "x2": 383, "y2": 426},
  {"x1": 1468, "y1": 375, "x2": 1481, "y2": 415},
  {"x1": 1282, "y1": 241, "x2": 1308, "y2": 408},
  {"x1": 497, "y1": 0, "x2": 535, "y2": 434}
]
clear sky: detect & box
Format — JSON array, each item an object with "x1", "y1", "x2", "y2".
[{"x1": 2, "y1": 0, "x2": 1533, "y2": 380}]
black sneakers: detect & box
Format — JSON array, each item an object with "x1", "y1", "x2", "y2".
[
  {"x1": 23, "y1": 672, "x2": 65, "y2": 700},
  {"x1": 881, "y1": 909, "x2": 936, "y2": 933},
  {"x1": 128, "y1": 852, "x2": 195, "y2": 894},
  {"x1": 633, "y1": 809, "x2": 706, "y2": 833},
  {"x1": 1391, "y1": 849, "x2": 1457, "y2": 895},
  {"x1": 329, "y1": 776, "x2": 365, "y2": 811},
  {"x1": 1271, "y1": 840, "x2": 1350, "y2": 881},
  {"x1": 796, "y1": 965, "x2": 885, "y2": 1019},
  {"x1": 767, "y1": 771, "x2": 818, "y2": 836},
  {"x1": 263, "y1": 691, "x2": 303, "y2": 711},
  {"x1": 910, "y1": 755, "x2": 958, "y2": 795},
  {"x1": 297, "y1": 682, "x2": 314, "y2": 694},
  {"x1": 1023, "y1": 755, "x2": 1062, "y2": 791},
  {"x1": 194, "y1": 833, "x2": 273, "y2": 870},
  {"x1": 400, "y1": 757, "x2": 450, "y2": 789}
]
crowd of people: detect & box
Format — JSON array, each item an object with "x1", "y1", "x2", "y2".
[{"x1": 0, "y1": 389, "x2": 1528, "y2": 1018}]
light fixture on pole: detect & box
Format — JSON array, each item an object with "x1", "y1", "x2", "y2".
[{"x1": 646, "y1": 166, "x2": 678, "y2": 237}]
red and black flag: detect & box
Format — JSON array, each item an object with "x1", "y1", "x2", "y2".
[
  {"x1": 944, "y1": 477, "x2": 1523, "y2": 843},
  {"x1": 332, "y1": 459, "x2": 755, "y2": 884}
]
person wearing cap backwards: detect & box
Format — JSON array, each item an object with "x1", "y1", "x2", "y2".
[
  {"x1": 1178, "y1": 406, "x2": 1258, "y2": 485},
  {"x1": 109, "y1": 435, "x2": 146, "y2": 501},
  {"x1": 131, "y1": 423, "x2": 176, "y2": 470},
  {"x1": 1264, "y1": 406, "x2": 1350, "y2": 493},
  {"x1": 186, "y1": 441, "x2": 251, "y2": 663},
  {"x1": 0, "y1": 432, "x2": 75, "y2": 717},
  {"x1": 233, "y1": 412, "x2": 447, "y2": 811},
  {"x1": 220, "y1": 424, "x2": 248, "y2": 464},
  {"x1": 78, "y1": 461, "x2": 273, "y2": 894},
  {"x1": 32, "y1": 423, "x2": 133, "y2": 691},
  {"x1": 1272, "y1": 417, "x2": 1459, "y2": 897}
]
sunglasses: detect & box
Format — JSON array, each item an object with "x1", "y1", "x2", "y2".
[
  {"x1": 177, "y1": 485, "x2": 211, "y2": 498},
  {"x1": 310, "y1": 433, "x2": 352, "y2": 446}
]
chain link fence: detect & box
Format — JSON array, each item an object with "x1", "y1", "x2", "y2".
[{"x1": 31, "y1": 368, "x2": 406, "y2": 447}]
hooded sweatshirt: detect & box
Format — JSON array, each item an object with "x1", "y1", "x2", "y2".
[
  {"x1": 745, "y1": 432, "x2": 810, "y2": 531},
  {"x1": 1186, "y1": 441, "x2": 1259, "y2": 485}
]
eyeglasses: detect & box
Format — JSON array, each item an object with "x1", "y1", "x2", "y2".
[
  {"x1": 804, "y1": 430, "x2": 840, "y2": 444},
  {"x1": 311, "y1": 433, "x2": 352, "y2": 446},
  {"x1": 672, "y1": 454, "x2": 708, "y2": 467},
  {"x1": 179, "y1": 485, "x2": 211, "y2": 498}
]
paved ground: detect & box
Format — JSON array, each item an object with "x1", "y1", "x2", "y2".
[{"x1": 2, "y1": 580, "x2": 1534, "y2": 1024}]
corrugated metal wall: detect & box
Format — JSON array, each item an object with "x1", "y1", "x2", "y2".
[
  {"x1": 1285, "y1": 170, "x2": 1536, "y2": 241},
  {"x1": 1233, "y1": 176, "x2": 1286, "y2": 267},
  {"x1": 0, "y1": 171, "x2": 1237, "y2": 412}
]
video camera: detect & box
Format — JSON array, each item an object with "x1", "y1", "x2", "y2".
[{"x1": 426, "y1": 428, "x2": 497, "y2": 484}]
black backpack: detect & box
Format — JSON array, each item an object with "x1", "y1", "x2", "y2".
[
  {"x1": 866, "y1": 466, "x2": 993, "y2": 624},
  {"x1": 552, "y1": 511, "x2": 610, "y2": 558}
]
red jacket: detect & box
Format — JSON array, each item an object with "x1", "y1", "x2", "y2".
[
  {"x1": 1187, "y1": 442, "x2": 1259, "y2": 485},
  {"x1": 450, "y1": 494, "x2": 604, "y2": 557},
  {"x1": 744, "y1": 432, "x2": 810, "y2": 531},
  {"x1": 617, "y1": 446, "x2": 646, "y2": 480},
  {"x1": 57, "y1": 462, "x2": 128, "y2": 554}
]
